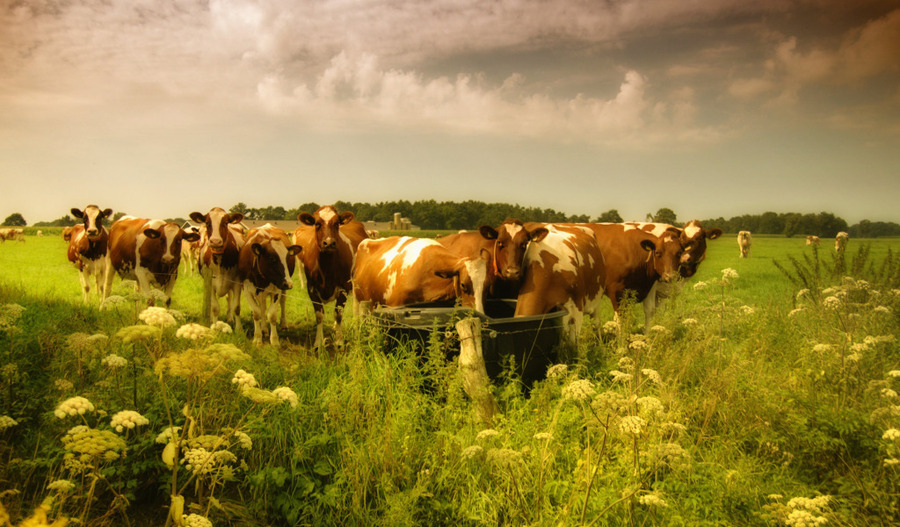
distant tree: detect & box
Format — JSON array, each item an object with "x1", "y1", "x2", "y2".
[
  {"x1": 229, "y1": 202, "x2": 251, "y2": 216},
  {"x1": 653, "y1": 208, "x2": 677, "y2": 225},
  {"x1": 2, "y1": 213, "x2": 26, "y2": 226},
  {"x1": 35, "y1": 215, "x2": 78, "y2": 227},
  {"x1": 783, "y1": 213, "x2": 802, "y2": 238},
  {"x1": 595, "y1": 209, "x2": 623, "y2": 223},
  {"x1": 113, "y1": 212, "x2": 128, "y2": 222}
]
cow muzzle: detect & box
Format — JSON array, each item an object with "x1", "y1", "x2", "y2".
[
  {"x1": 86, "y1": 229, "x2": 100, "y2": 239},
  {"x1": 281, "y1": 278, "x2": 294, "y2": 290},
  {"x1": 503, "y1": 267, "x2": 522, "y2": 281},
  {"x1": 320, "y1": 239, "x2": 337, "y2": 251}
]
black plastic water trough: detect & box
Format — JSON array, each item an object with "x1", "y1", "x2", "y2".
[{"x1": 373, "y1": 299, "x2": 566, "y2": 386}]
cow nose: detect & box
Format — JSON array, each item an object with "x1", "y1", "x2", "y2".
[
  {"x1": 504, "y1": 268, "x2": 521, "y2": 280},
  {"x1": 87, "y1": 229, "x2": 99, "y2": 237},
  {"x1": 321, "y1": 239, "x2": 336, "y2": 250},
  {"x1": 209, "y1": 238, "x2": 224, "y2": 249},
  {"x1": 162, "y1": 255, "x2": 175, "y2": 264},
  {"x1": 283, "y1": 279, "x2": 294, "y2": 289}
]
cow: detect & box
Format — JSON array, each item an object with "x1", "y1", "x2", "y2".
[
  {"x1": 292, "y1": 206, "x2": 369, "y2": 352},
  {"x1": 237, "y1": 224, "x2": 301, "y2": 346},
  {"x1": 0, "y1": 229, "x2": 25, "y2": 242},
  {"x1": 62, "y1": 226, "x2": 77, "y2": 242},
  {"x1": 104, "y1": 217, "x2": 200, "y2": 307},
  {"x1": 514, "y1": 224, "x2": 606, "y2": 346},
  {"x1": 625, "y1": 220, "x2": 722, "y2": 277},
  {"x1": 67, "y1": 205, "x2": 113, "y2": 303},
  {"x1": 352, "y1": 236, "x2": 489, "y2": 314},
  {"x1": 189, "y1": 208, "x2": 245, "y2": 327},
  {"x1": 180, "y1": 224, "x2": 203, "y2": 276},
  {"x1": 806, "y1": 235, "x2": 821, "y2": 246},
  {"x1": 437, "y1": 219, "x2": 549, "y2": 299},
  {"x1": 738, "y1": 231, "x2": 752, "y2": 258},
  {"x1": 835, "y1": 232, "x2": 849, "y2": 252}
]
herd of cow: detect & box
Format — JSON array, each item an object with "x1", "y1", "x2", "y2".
[{"x1": 62, "y1": 204, "x2": 734, "y2": 349}]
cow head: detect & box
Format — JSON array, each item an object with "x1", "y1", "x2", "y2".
[
  {"x1": 71, "y1": 205, "x2": 113, "y2": 241},
  {"x1": 143, "y1": 222, "x2": 202, "y2": 264},
  {"x1": 251, "y1": 238, "x2": 302, "y2": 290},
  {"x1": 190, "y1": 208, "x2": 243, "y2": 253},
  {"x1": 478, "y1": 219, "x2": 549, "y2": 282},
  {"x1": 641, "y1": 230, "x2": 685, "y2": 283},
  {"x1": 678, "y1": 220, "x2": 722, "y2": 278},
  {"x1": 299, "y1": 206, "x2": 355, "y2": 253},
  {"x1": 435, "y1": 251, "x2": 489, "y2": 314}
]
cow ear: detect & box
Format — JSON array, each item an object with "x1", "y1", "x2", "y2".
[
  {"x1": 229, "y1": 213, "x2": 244, "y2": 224},
  {"x1": 251, "y1": 243, "x2": 264, "y2": 256},
  {"x1": 529, "y1": 227, "x2": 549, "y2": 243},
  {"x1": 299, "y1": 213, "x2": 315, "y2": 226},
  {"x1": 288, "y1": 245, "x2": 302, "y2": 256},
  {"x1": 478, "y1": 225, "x2": 499, "y2": 240},
  {"x1": 640, "y1": 239, "x2": 656, "y2": 252},
  {"x1": 71, "y1": 208, "x2": 84, "y2": 219},
  {"x1": 339, "y1": 211, "x2": 355, "y2": 225},
  {"x1": 143, "y1": 229, "x2": 161, "y2": 239},
  {"x1": 708, "y1": 228, "x2": 723, "y2": 240},
  {"x1": 189, "y1": 212, "x2": 205, "y2": 223},
  {"x1": 183, "y1": 232, "x2": 201, "y2": 242}
]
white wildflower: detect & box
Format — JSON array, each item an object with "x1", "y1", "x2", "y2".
[
  {"x1": 546, "y1": 364, "x2": 569, "y2": 379},
  {"x1": 721, "y1": 268, "x2": 739, "y2": 281},
  {"x1": 183, "y1": 513, "x2": 213, "y2": 527},
  {"x1": 476, "y1": 429, "x2": 499, "y2": 442},
  {"x1": 874, "y1": 306, "x2": 891, "y2": 314},
  {"x1": 885, "y1": 458, "x2": 899, "y2": 466},
  {"x1": 881, "y1": 389, "x2": 898, "y2": 399},
  {"x1": 562, "y1": 379, "x2": 596, "y2": 401},
  {"x1": 789, "y1": 307, "x2": 804, "y2": 317},
  {"x1": 54, "y1": 396, "x2": 95, "y2": 419},
  {"x1": 156, "y1": 426, "x2": 182, "y2": 444},
  {"x1": 785, "y1": 509, "x2": 828, "y2": 527},
  {"x1": 649, "y1": 325, "x2": 669, "y2": 334},
  {"x1": 0, "y1": 415, "x2": 18, "y2": 431},
  {"x1": 637, "y1": 396, "x2": 665, "y2": 416},
  {"x1": 609, "y1": 370, "x2": 633, "y2": 383},
  {"x1": 682, "y1": 318, "x2": 698, "y2": 326},
  {"x1": 46, "y1": 479, "x2": 75, "y2": 494},
  {"x1": 533, "y1": 432, "x2": 552, "y2": 441},
  {"x1": 231, "y1": 369, "x2": 258, "y2": 388},
  {"x1": 812, "y1": 344, "x2": 832, "y2": 353},
  {"x1": 271, "y1": 387, "x2": 299, "y2": 408},
  {"x1": 602, "y1": 320, "x2": 620, "y2": 334},
  {"x1": 642, "y1": 368, "x2": 663, "y2": 385},
  {"x1": 882, "y1": 428, "x2": 900, "y2": 441},
  {"x1": 101, "y1": 354, "x2": 128, "y2": 369},
  {"x1": 461, "y1": 445, "x2": 483, "y2": 459},
  {"x1": 629, "y1": 339, "x2": 649, "y2": 351},
  {"x1": 768, "y1": 494, "x2": 784, "y2": 500},
  {"x1": 796, "y1": 289, "x2": 809, "y2": 300},
  {"x1": 232, "y1": 430, "x2": 252, "y2": 451},
  {"x1": 617, "y1": 356, "x2": 634, "y2": 369},
  {"x1": 741, "y1": 305, "x2": 755, "y2": 315},
  {"x1": 138, "y1": 306, "x2": 177, "y2": 327},
  {"x1": 693, "y1": 281, "x2": 708, "y2": 291},
  {"x1": 822, "y1": 288, "x2": 836, "y2": 295},
  {"x1": 823, "y1": 296, "x2": 841, "y2": 310},
  {"x1": 100, "y1": 295, "x2": 126, "y2": 310},
  {"x1": 110, "y1": 410, "x2": 149, "y2": 433},
  {"x1": 210, "y1": 321, "x2": 233, "y2": 333},
  {"x1": 619, "y1": 415, "x2": 646, "y2": 436},
  {"x1": 638, "y1": 493, "x2": 668, "y2": 508},
  {"x1": 176, "y1": 323, "x2": 211, "y2": 341},
  {"x1": 787, "y1": 495, "x2": 830, "y2": 513},
  {"x1": 888, "y1": 370, "x2": 900, "y2": 378},
  {"x1": 850, "y1": 342, "x2": 870, "y2": 353}
]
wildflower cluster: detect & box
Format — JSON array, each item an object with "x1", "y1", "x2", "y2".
[
  {"x1": 231, "y1": 369, "x2": 258, "y2": 388},
  {"x1": 54, "y1": 396, "x2": 95, "y2": 419},
  {"x1": 47, "y1": 479, "x2": 75, "y2": 494},
  {"x1": 764, "y1": 495, "x2": 831, "y2": 527},
  {"x1": 183, "y1": 513, "x2": 213, "y2": 527},
  {"x1": 562, "y1": 379, "x2": 596, "y2": 401},
  {"x1": 0, "y1": 415, "x2": 18, "y2": 431},
  {"x1": 638, "y1": 492, "x2": 669, "y2": 508},
  {"x1": 138, "y1": 306, "x2": 177, "y2": 327},
  {"x1": 176, "y1": 323, "x2": 212, "y2": 341},
  {"x1": 116, "y1": 324, "x2": 162, "y2": 343},
  {"x1": 271, "y1": 386, "x2": 299, "y2": 408},
  {"x1": 156, "y1": 344, "x2": 250, "y2": 380},
  {"x1": 0, "y1": 303, "x2": 25, "y2": 333},
  {"x1": 210, "y1": 320, "x2": 233, "y2": 333},
  {"x1": 110, "y1": 410, "x2": 149, "y2": 433},
  {"x1": 62, "y1": 425, "x2": 127, "y2": 464},
  {"x1": 101, "y1": 354, "x2": 128, "y2": 369}
]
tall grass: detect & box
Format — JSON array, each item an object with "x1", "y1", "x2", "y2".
[{"x1": 0, "y1": 235, "x2": 898, "y2": 525}]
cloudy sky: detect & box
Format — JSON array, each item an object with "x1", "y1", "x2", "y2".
[{"x1": 2, "y1": 0, "x2": 898, "y2": 225}]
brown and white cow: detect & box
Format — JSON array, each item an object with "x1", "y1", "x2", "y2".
[
  {"x1": 238, "y1": 224, "x2": 301, "y2": 346},
  {"x1": 353, "y1": 236, "x2": 489, "y2": 314},
  {"x1": 835, "y1": 232, "x2": 849, "y2": 252},
  {"x1": 806, "y1": 235, "x2": 821, "y2": 246},
  {"x1": 190, "y1": 208, "x2": 245, "y2": 327},
  {"x1": 626, "y1": 220, "x2": 722, "y2": 277},
  {"x1": 515, "y1": 224, "x2": 606, "y2": 345},
  {"x1": 104, "y1": 217, "x2": 200, "y2": 307},
  {"x1": 180, "y1": 225, "x2": 203, "y2": 275},
  {"x1": 292, "y1": 206, "x2": 369, "y2": 352},
  {"x1": 437, "y1": 219, "x2": 549, "y2": 298},
  {"x1": 738, "y1": 231, "x2": 752, "y2": 258},
  {"x1": 67, "y1": 205, "x2": 113, "y2": 303}
]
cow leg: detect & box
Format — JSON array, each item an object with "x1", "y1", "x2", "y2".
[
  {"x1": 313, "y1": 301, "x2": 326, "y2": 353},
  {"x1": 267, "y1": 293, "x2": 282, "y2": 346},
  {"x1": 244, "y1": 286, "x2": 265, "y2": 345},
  {"x1": 102, "y1": 258, "x2": 115, "y2": 302},
  {"x1": 333, "y1": 293, "x2": 346, "y2": 352},
  {"x1": 78, "y1": 270, "x2": 91, "y2": 303},
  {"x1": 279, "y1": 293, "x2": 287, "y2": 329}
]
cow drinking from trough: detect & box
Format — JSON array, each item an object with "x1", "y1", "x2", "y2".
[
  {"x1": 292, "y1": 206, "x2": 369, "y2": 352},
  {"x1": 190, "y1": 208, "x2": 245, "y2": 328},
  {"x1": 104, "y1": 217, "x2": 200, "y2": 307},
  {"x1": 67, "y1": 205, "x2": 113, "y2": 303},
  {"x1": 238, "y1": 224, "x2": 301, "y2": 346},
  {"x1": 353, "y1": 236, "x2": 489, "y2": 314}
]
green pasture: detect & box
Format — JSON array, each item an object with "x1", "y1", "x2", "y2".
[{"x1": 0, "y1": 232, "x2": 899, "y2": 526}]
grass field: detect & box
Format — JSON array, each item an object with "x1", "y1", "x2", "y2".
[{"x1": 0, "y1": 232, "x2": 898, "y2": 526}]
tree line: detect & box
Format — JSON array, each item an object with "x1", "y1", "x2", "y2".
[{"x1": 19, "y1": 203, "x2": 900, "y2": 238}]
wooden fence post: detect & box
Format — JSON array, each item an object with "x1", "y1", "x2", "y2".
[{"x1": 456, "y1": 317, "x2": 499, "y2": 426}]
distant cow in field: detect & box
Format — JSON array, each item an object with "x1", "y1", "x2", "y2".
[
  {"x1": 0, "y1": 228, "x2": 25, "y2": 242},
  {"x1": 738, "y1": 231, "x2": 752, "y2": 258},
  {"x1": 190, "y1": 208, "x2": 245, "y2": 327},
  {"x1": 515, "y1": 224, "x2": 607, "y2": 345},
  {"x1": 292, "y1": 205, "x2": 369, "y2": 352},
  {"x1": 835, "y1": 232, "x2": 849, "y2": 252},
  {"x1": 626, "y1": 220, "x2": 722, "y2": 277},
  {"x1": 353, "y1": 236, "x2": 489, "y2": 314},
  {"x1": 67, "y1": 205, "x2": 113, "y2": 303},
  {"x1": 180, "y1": 224, "x2": 203, "y2": 276},
  {"x1": 238, "y1": 224, "x2": 301, "y2": 346},
  {"x1": 437, "y1": 219, "x2": 549, "y2": 299},
  {"x1": 806, "y1": 235, "x2": 820, "y2": 246},
  {"x1": 104, "y1": 217, "x2": 200, "y2": 307}
]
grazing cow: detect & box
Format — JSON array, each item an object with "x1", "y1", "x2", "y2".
[
  {"x1": 67, "y1": 205, "x2": 113, "y2": 303},
  {"x1": 292, "y1": 206, "x2": 369, "y2": 352},
  {"x1": 806, "y1": 235, "x2": 821, "y2": 246},
  {"x1": 514, "y1": 224, "x2": 606, "y2": 345},
  {"x1": 437, "y1": 219, "x2": 549, "y2": 298},
  {"x1": 738, "y1": 231, "x2": 752, "y2": 258},
  {"x1": 190, "y1": 208, "x2": 245, "y2": 327},
  {"x1": 353, "y1": 236, "x2": 489, "y2": 314},
  {"x1": 835, "y1": 232, "x2": 849, "y2": 252},
  {"x1": 104, "y1": 217, "x2": 200, "y2": 307},
  {"x1": 36, "y1": 230, "x2": 43, "y2": 237},
  {"x1": 0, "y1": 229, "x2": 25, "y2": 242},
  {"x1": 238, "y1": 224, "x2": 301, "y2": 346},
  {"x1": 626, "y1": 220, "x2": 722, "y2": 277}
]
